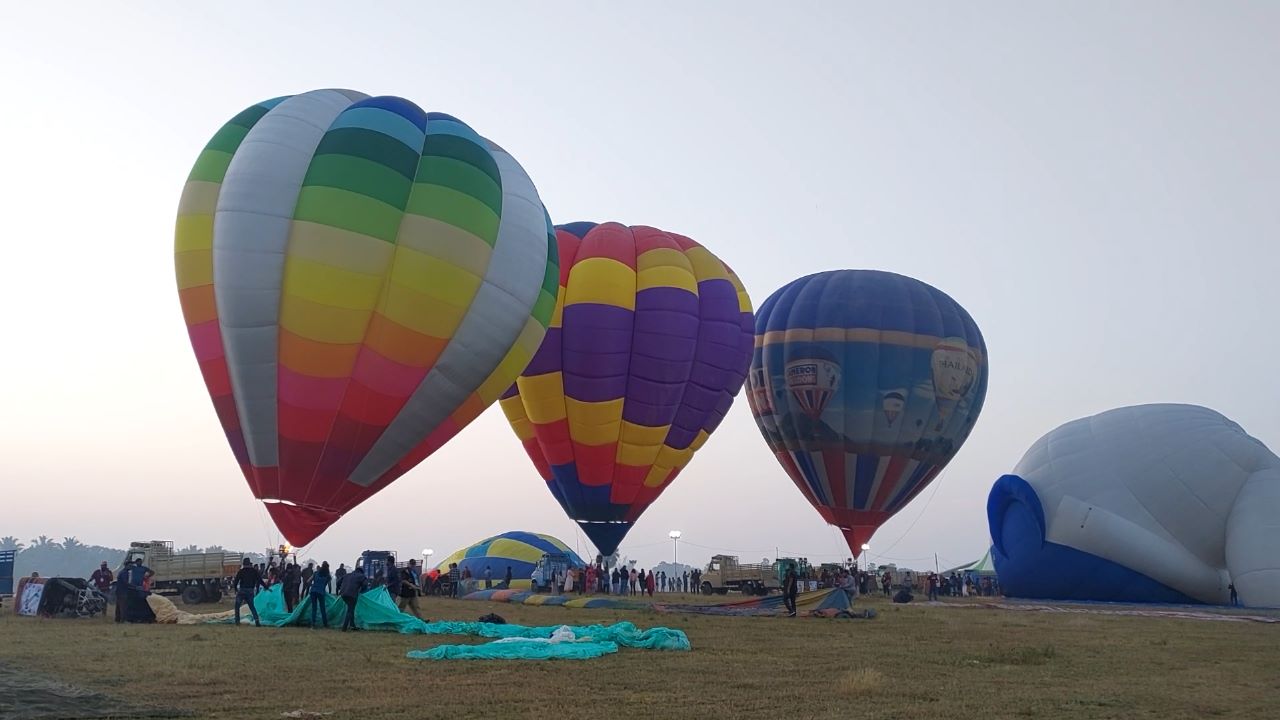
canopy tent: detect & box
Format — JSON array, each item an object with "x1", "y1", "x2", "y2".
[{"x1": 945, "y1": 549, "x2": 998, "y2": 577}]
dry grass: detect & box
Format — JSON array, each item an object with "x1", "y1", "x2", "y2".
[
  {"x1": 2, "y1": 594, "x2": 1279, "y2": 719},
  {"x1": 837, "y1": 667, "x2": 885, "y2": 697}
]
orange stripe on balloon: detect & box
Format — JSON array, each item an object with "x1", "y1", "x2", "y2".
[
  {"x1": 278, "y1": 331, "x2": 360, "y2": 378},
  {"x1": 362, "y1": 313, "x2": 447, "y2": 368},
  {"x1": 178, "y1": 285, "x2": 218, "y2": 325}
]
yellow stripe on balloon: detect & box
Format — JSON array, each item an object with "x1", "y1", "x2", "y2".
[
  {"x1": 284, "y1": 256, "x2": 385, "y2": 311},
  {"x1": 690, "y1": 429, "x2": 711, "y2": 452},
  {"x1": 288, "y1": 221, "x2": 395, "y2": 275},
  {"x1": 174, "y1": 214, "x2": 213, "y2": 253},
  {"x1": 566, "y1": 410, "x2": 623, "y2": 446},
  {"x1": 388, "y1": 245, "x2": 482, "y2": 306},
  {"x1": 565, "y1": 258, "x2": 636, "y2": 310},
  {"x1": 684, "y1": 246, "x2": 732, "y2": 283},
  {"x1": 636, "y1": 248, "x2": 698, "y2": 293},
  {"x1": 499, "y1": 395, "x2": 536, "y2": 440},
  {"x1": 728, "y1": 270, "x2": 753, "y2": 313},
  {"x1": 616, "y1": 421, "x2": 668, "y2": 465},
  {"x1": 397, "y1": 214, "x2": 493, "y2": 278},
  {"x1": 378, "y1": 282, "x2": 468, "y2": 338},
  {"x1": 517, "y1": 372, "x2": 568, "y2": 424},
  {"x1": 175, "y1": 251, "x2": 213, "y2": 289},
  {"x1": 644, "y1": 445, "x2": 695, "y2": 487},
  {"x1": 486, "y1": 538, "x2": 543, "y2": 564},
  {"x1": 279, "y1": 296, "x2": 373, "y2": 344}
]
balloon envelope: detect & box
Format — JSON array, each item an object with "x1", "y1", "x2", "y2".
[
  {"x1": 500, "y1": 222, "x2": 753, "y2": 554},
  {"x1": 175, "y1": 90, "x2": 558, "y2": 545},
  {"x1": 748, "y1": 270, "x2": 988, "y2": 555},
  {"x1": 434, "y1": 531, "x2": 587, "y2": 582}
]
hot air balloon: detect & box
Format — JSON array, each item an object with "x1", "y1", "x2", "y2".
[
  {"x1": 499, "y1": 222, "x2": 753, "y2": 555},
  {"x1": 748, "y1": 270, "x2": 988, "y2": 557},
  {"x1": 174, "y1": 90, "x2": 559, "y2": 546}
]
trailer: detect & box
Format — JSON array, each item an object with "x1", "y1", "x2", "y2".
[{"x1": 123, "y1": 541, "x2": 244, "y2": 604}]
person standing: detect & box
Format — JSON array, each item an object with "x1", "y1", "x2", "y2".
[
  {"x1": 90, "y1": 561, "x2": 113, "y2": 618},
  {"x1": 783, "y1": 565, "x2": 799, "y2": 617},
  {"x1": 483, "y1": 565, "x2": 493, "y2": 590},
  {"x1": 448, "y1": 563, "x2": 461, "y2": 598},
  {"x1": 334, "y1": 563, "x2": 347, "y2": 593},
  {"x1": 645, "y1": 569, "x2": 656, "y2": 597},
  {"x1": 1229, "y1": 583, "x2": 1239, "y2": 606},
  {"x1": 281, "y1": 562, "x2": 301, "y2": 613},
  {"x1": 339, "y1": 564, "x2": 366, "y2": 631},
  {"x1": 503, "y1": 566, "x2": 512, "y2": 588},
  {"x1": 308, "y1": 561, "x2": 331, "y2": 628},
  {"x1": 397, "y1": 561, "x2": 423, "y2": 619},
  {"x1": 232, "y1": 558, "x2": 268, "y2": 627},
  {"x1": 301, "y1": 562, "x2": 315, "y2": 596}
]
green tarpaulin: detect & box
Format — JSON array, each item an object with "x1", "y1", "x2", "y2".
[{"x1": 212, "y1": 586, "x2": 689, "y2": 657}]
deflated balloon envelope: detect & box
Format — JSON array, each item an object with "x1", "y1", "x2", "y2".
[
  {"x1": 500, "y1": 222, "x2": 754, "y2": 555},
  {"x1": 175, "y1": 89, "x2": 559, "y2": 546},
  {"x1": 748, "y1": 270, "x2": 989, "y2": 556}
]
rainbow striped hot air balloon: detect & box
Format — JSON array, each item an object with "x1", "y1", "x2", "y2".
[
  {"x1": 500, "y1": 222, "x2": 753, "y2": 555},
  {"x1": 175, "y1": 90, "x2": 558, "y2": 545},
  {"x1": 749, "y1": 270, "x2": 988, "y2": 556}
]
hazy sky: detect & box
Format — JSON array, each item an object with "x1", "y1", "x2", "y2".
[{"x1": 2, "y1": 3, "x2": 1276, "y2": 573}]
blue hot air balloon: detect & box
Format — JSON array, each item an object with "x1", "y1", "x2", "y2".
[{"x1": 748, "y1": 270, "x2": 989, "y2": 556}]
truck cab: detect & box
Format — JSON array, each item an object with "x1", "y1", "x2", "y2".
[
  {"x1": 531, "y1": 551, "x2": 576, "y2": 592},
  {"x1": 360, "y1": 551, "x2": 397, "y2": 588}
]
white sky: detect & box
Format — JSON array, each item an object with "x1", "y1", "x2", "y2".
[{"x1": 2, "y1": 3, "x2": 1276, "y2": 572}]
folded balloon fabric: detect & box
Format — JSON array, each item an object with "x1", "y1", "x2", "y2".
[
  {"x1": 409, "y1": 626, "x2": 621, "y2": 661},
  {"x1": 206, "y1": 586, "x2": 691, "y2": 654}
]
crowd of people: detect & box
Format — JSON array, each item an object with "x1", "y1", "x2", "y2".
[
  {"x1": 73, "y1": 551, "x2": 1006, "y2": 628},
  {"x1": 531, "y1": 563, "x2": 704, "y2": 596}
]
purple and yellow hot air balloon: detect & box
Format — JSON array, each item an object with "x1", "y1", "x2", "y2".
[
  {"x1": 500, "y1": 222, "x2": 753, "y2": 554},
  {"x1": 749, "y1": 270, "x2": 988, "y2": 557},
  {"x1": 175, "y1": 89, "x2": 558, "y2": 545}
]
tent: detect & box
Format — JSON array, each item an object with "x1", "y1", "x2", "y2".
[{"x1": 945, "y1": 549, "x2": 998, "y2": 577}]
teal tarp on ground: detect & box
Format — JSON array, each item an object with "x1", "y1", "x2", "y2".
[
  {"x1": 215, "y1": 586, "x2": 690, "y2": 651},
  {"x1": 408, "y1": 640, "x2": 620, "y2": 661}
]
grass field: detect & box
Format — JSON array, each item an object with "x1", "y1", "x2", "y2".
[{"x1": 2, "y1": 592, "x2": 1278, "y2": 719}]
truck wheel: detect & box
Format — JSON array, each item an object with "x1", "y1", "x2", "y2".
[
  {"x1": 181, "y1": 585, "x2": 205, "y2": 605},
  {"x1": 205, "y1": 583, "x2": 223, "y2": 603},
  {"x1": 701, "y1": 581, "x2": 713, "y2": 595}
]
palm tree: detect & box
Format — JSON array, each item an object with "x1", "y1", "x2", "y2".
[
  {"x1": 0, "y1": 536, "x2": 23, "y2": 552},
  {"x1": 63, "y1": 536, "x2": 85, "y2": 552},
  {"x1": 31, "y1": 535, "x2": 57, "y2": 548}
]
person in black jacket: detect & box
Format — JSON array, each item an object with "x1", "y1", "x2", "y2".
[
  {"x1": 282, "y1": 562, "x2": 301, "y2": 613},
  {"x1": 232, "y1": 558, "x2": 269, "y2": 626},
  {"x1": 783, "y1": 565, "x2": 799, "y2": 617},
  {"x1": 339, "y1": 565, "x2": 366, "y2": 631}
]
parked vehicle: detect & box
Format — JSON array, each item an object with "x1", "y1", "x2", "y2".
[{"x1": 122, "y1": 541, "x2": 243, "y2": 604}]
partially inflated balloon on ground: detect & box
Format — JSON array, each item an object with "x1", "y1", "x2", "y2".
[
  {"x1": 175, "y1": 89, "x2": 559, "y2": 545},
  {"x1": 749, "y1": 270, "x2": 988, "y2": 556},
  {"x1": 500, "y1": 222, "x2": 754, "y2": 555}
]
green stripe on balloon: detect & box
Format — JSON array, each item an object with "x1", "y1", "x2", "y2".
[{"x1": 303, "y1": 154, "x2": 413, "y2": 210}]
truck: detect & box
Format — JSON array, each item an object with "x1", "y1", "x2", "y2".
[
  {"x1": 123, "y1": 541, "x2": 244, "y2": 604},
  {"x1": 699, "y1": 555, "x2": 783, "y2": 596},
  {"x1": 530, "y1": 551, "x2": 577, "y2": 592}
]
